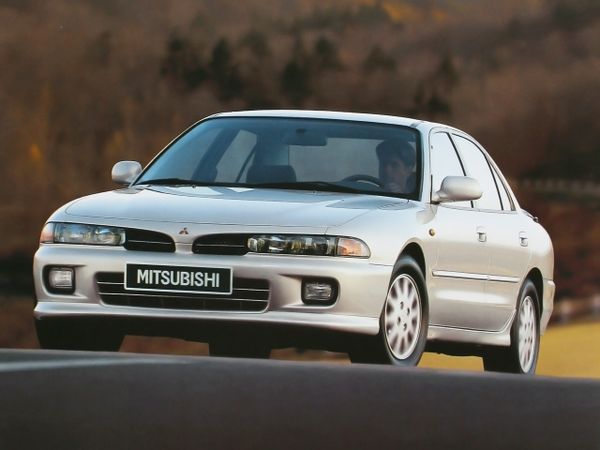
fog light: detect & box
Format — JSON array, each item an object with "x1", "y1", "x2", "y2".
[
  {"x1": 47, "y1": 267, "x2": 74, "y2": 292},
  {"x1": 302, "y1": 279, "x2": 337, "y2": 304}
]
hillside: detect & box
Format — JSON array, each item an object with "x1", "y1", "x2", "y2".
[{"x1": 0, "y1": 0, "x2": 598, "y2": 299}]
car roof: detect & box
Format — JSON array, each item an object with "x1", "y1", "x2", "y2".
[{"x1": 208, "y1": 109, "x2": 447, "y2": 131}]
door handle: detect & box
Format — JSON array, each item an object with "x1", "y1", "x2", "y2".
[
  {"x1": 476, "y1": 227, "x2": 487, "y2": 243},
  {"x1": 519, "y1": 231, "x2": 528, "y2": 247}
]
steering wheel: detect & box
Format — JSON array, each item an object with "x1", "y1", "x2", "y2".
[{"x1": 342, "y1": 174, "x2": 383, "y2": 188}]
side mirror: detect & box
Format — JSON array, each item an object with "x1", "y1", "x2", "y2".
[
  {"x1": 111, "y1": 161, "x2": 142, "y2": 185},
  {"x1": 432, "y1": 176, "x2": 482, "y2": 204}
]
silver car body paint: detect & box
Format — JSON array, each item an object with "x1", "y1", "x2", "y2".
[{"x1": 33, "y1": 110, "x2": 555, "y2": 348}]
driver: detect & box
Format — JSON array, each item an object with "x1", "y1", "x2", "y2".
[{"x1": 376, "y1": 139, "x2": 416, "y2": 193}]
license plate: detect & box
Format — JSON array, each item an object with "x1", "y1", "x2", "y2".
[{"x1": 125, "y1": 263, "x2": 233, "y2": 295}]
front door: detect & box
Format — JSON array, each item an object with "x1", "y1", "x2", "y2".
[
  {"x1": 428, "y1": 204, "x2": 499, "y2": 330},
  {"x1": 427, "y1": 131, "x2": 500, "y2": 330}
]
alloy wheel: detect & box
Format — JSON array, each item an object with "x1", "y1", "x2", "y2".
[
  {"x1": 383, "y1": 274, "x2": 422, "y2": 360},
  {"x1": 518, "y1": 295, "x2": 537, "y2": 373}
]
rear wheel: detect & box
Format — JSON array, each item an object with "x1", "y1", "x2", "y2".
[
  {"x1": 35, "y1": 319, "x2": 123, "y2": 352},
  {"x1": 483, "y1": 279, "x2": 540, "y2": 374},
  {"x1": 349, "y1": 255, "x2": 428, "y2": 366}
]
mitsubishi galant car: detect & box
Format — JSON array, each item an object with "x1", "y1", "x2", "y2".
[{"x1": 33, "y1": 110, "x2": 555, "y2": 374}]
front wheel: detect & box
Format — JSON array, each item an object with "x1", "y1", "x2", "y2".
[
  {"x1": 349, "y1": 255, "x2": 428, "y2": 366},
  {"x1": 483, "y1": 279, "x2": 540, "y2": 374}
]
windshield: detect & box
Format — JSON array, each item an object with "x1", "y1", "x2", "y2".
[{"x1": 136, "y1": 117, "x2": 422, "y2": 199}]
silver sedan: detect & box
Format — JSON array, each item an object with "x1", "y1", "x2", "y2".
[{"x1": 33, "y1": 110, "x2": 554, "y2": 374}]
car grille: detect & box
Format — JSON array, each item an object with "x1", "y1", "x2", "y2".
[
  {"x1": 96, "y1": 272, "x2": 269, "y2": 312},
  {"x1": 192, "y1": 234, "x2": 249, "y2": 256},
  {"x1": 124, "y1": 229, "x2": 175, "y2": 253}
]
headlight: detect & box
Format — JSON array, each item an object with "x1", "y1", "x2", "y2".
[
  {"x1": 247, "y1": 235, "x2": 370, "y2": 257},
  {"x1": 40, "y1": 222, "x2": 125, "y2": 246}
]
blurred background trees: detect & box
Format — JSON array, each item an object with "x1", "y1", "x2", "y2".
[{"x1": 0, "y1": 0, "x2": 598, "y2": 301}]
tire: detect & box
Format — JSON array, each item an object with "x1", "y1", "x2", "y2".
[
  {"x1": 483, "y1": 279, "x2": 540, "y2": 374},
  {"x1": 349, "y1": 254, "x2": 429, "y2": 366},
  {"x1": 35, "y1": 319, "x2": 123, "y2": 352},
  {"x1": 209, "y1": 338, "x2": 271, "y2": 359}
]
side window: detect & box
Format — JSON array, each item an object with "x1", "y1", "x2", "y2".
[
  {"x1": 452, "y1": 135, "x2": 502, "y2": 211},
  {"x1": 214, "y1": 130, "x2": 257, "y2": 182},
  {"x1": 491, "y1": 166, "x2": 513, "y2": 211},
  {"x1": 430, "y1": 132, "x2": 471, "y2": 208}
]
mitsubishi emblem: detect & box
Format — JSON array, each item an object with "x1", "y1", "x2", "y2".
[{"x1": 179, "y1": 227, "x2": 189, "y2": 235}]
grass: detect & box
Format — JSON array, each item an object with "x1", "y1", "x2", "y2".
[
  {"x1": 420, "y1": 320, "x2": 600, "y2": 378},
  {"x1": 3, "y1": 295, "x2": 599, "y2": 378}
]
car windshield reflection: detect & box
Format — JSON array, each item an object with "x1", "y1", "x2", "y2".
[{"x1": 135, "y1": 117, "x2": 421, "y2": 199}]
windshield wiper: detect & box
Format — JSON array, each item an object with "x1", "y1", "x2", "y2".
[
  {"x1": 247, "y1": 181, "x2": 366, "y2": 194},
  {"x1": 136, "y1": 178, "x2": 205, "y2": 186},
  {"x1": 136, "y1": 179, "x2": 383, "y2": 195}
]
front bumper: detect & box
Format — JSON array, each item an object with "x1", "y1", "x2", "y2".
[{"x1": 34, "y1": 244, "x2": 392, "y2": 337}]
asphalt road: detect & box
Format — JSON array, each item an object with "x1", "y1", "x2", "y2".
[{"x1": 0, "y1": 350, "x2": 598, "y2": 450}]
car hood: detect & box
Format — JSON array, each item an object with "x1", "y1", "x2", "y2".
[{"x1": 64, "y1": 186, "x2": 409, "y2": 228}]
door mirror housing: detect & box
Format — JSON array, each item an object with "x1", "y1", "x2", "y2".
[
  {"x1": 432, "y1": 176, "x2": 482, "y2": 204},
  {"x1": 111, "y1": 161, "x2": 142, "y2": 185}
]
